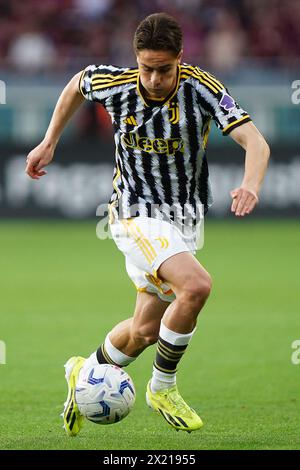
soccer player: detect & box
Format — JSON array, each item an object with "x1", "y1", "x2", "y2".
[{"x1": 26, "y1": 13, "x2": 270, "y2": 434}]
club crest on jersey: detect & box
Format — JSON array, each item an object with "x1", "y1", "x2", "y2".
[
  {"x1": 220, "y1": 93, "x2": 235, "y2": 111},
  {"x1": 122, "y1": 132, "x2": 184, "y2": 156},
  {"x1": 168, "y1": 101, "x2": 179, "y2": 124}
]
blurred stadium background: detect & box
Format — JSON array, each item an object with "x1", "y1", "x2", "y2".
[
  {"x1": 0, "y1": 0, "x2": 299, "y2": 451},
  {"x1": 1, "y1": 0, "x2": 300, "y2": 218}
]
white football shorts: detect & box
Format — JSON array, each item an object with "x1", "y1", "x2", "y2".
[{"x1": 110, "y1": 216, "x2": 197, "y2": 303}]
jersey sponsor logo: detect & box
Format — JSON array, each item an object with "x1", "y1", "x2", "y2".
[
  {"x1": 122, "y1": 132, "x2": 184, "y2": 156},
  {"x1": 220, "y1": 93, "x2": 235, "y2": 111}
]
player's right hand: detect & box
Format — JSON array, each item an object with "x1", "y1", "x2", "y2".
[{"x1": 25, "y1": 140, "x2": 55, "y2": 180}]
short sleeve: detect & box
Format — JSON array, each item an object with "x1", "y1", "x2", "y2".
[
  {"x1": 79, "y1": 64, "x2": 138, "y2": 105},
  {"x1": 191, "y1": 67, "x2": 251, "y2": 135},
  {"x1": 79, "y1": 64, "x2": 112, "y2": 104}
]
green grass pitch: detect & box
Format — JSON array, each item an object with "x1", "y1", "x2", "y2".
[{"x1": 0, "y1": 220, "x2": 299, "y2": 450}]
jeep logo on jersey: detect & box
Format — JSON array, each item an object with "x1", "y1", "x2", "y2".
[
  {"x1": 122, "y1": 133, "x2": 184, "y2": 156},
  {"x1": 220, "y1": 93, "x2": 235, "y2": 111}
]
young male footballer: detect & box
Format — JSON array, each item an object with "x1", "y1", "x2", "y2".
[{"x1": 26, "y1": 13, "x2": 270, "y2": 434}]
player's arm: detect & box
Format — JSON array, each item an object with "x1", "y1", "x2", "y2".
[
  {"x1": 26, "y1": 71, "x2": 85, "y2": 180},
  {"x1": 229, "y1": 121, "x2": 270, "y2": 216}
]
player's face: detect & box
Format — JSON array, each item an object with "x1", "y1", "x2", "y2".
[{"x1": 137, "y1": 49, "x2": 182, "y2": 99}]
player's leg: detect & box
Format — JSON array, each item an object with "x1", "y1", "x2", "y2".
[
  {"x1": 146, "y1": 251, "x2": 212, "y2": 432},
  {"x1": 78, "y1": 290, "x2": 169, "y2": 374},
  {"x1": 89, "y1": 291, "x2": 169, "y2": 368},
  {"x1": 158, "y1": 251, "x2": 211, "y2": 332},
  {"x1": 108, "y1": 291, "x2": 169, "y2": 357},
  {"x1": 63, "y1": 291, "x2": 168, "y2": 436}
]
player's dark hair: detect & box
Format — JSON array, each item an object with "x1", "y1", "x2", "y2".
[{"x1": 134, "y1": 13, "x2": 182, "y2": 56}]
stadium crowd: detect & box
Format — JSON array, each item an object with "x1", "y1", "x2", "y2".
[{"x1": 0, "y1": 0, "x2": 299, "y2": 73}]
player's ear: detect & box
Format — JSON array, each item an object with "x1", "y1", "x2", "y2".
[{"x1": 177, "y1": 50, "x2": 183, "y2": 64}]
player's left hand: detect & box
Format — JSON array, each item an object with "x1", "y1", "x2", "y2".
[{"x1": 230, "y1": 187, "x2": 259, "y2": 216}]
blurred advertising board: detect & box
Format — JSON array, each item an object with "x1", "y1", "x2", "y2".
[{"x1": 0, "y1": 141, "x2": 299, "y2": 219}]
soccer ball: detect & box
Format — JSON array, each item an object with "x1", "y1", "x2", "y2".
[{"x1": 75, "y1": 363, "x2": 135, "y2": 424}]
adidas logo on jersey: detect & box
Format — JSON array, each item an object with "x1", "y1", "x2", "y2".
[{"x1": 124, "y1": 116, "x2": 137, "y2": 127}]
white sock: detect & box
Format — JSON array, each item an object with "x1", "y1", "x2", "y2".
[
  {"x1": 151, "y1": 366, "x2": 177, "y2": 391},
  {"x1": 151, "y1": 321, "x2": 196, "y2": 393},
  {"x1": 104, "y1": 335, "x2": 136, "y2": 366},
  {"x1": 80, "y1": 335, "x2": 136, "y2": 380}
]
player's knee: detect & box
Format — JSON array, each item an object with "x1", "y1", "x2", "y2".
[
  {"x1": 131, "y1": 323, "x2": 159, "y2": 348},
  {"x1": 201, "y1": 273, "x2": 213, "y2": 299},
  {"x1": 180, "y1": 273, "x2": 212, "y2": 309}
]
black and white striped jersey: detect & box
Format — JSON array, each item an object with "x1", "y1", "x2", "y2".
[{"x1": 79, "y1": 63, "x2": 251, "y2": 225}]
